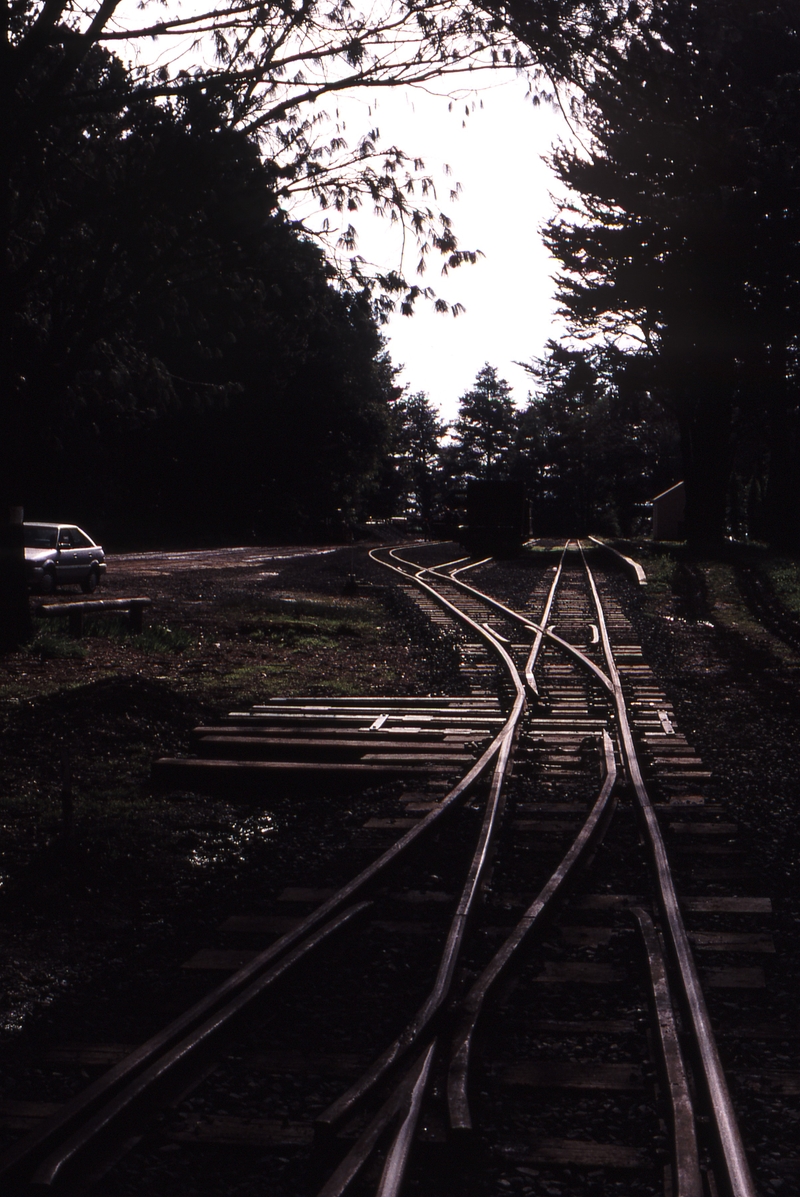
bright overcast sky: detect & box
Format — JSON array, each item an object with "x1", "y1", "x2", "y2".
[
  {"x1": 297, "y1": 76, "x2": 571, "y2": 421},
  {"x1": 124, "y1": 7, "x2": 573, "y2": 422}
]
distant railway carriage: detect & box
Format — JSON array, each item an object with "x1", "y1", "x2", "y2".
[{"x1": 460, "y1": 480, "x2": 531, "y2": 554}]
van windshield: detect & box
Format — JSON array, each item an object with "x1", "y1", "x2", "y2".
[{"x1": 23, "y1": 526, "x2": 58, "y2": 548}]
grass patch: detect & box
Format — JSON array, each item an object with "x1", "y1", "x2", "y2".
[
  {"x1": 228, "y1": 593, "x2": 367, "y2": 622},
  {"x1": 616, "y1": 546, "x2": 676, "y2": 595},
  {"x1": 83, "y1": 615, "x2": 193, "y2": 652},
  {"x1": 623, "y1": 540, "x2": 800, "y2": 658},
  {"x1": 765, "y1": 554, "x2": 800, "y2": 617},
  {"x1": 26, "y1": 632, "x2": 87, "y2": 660},
  {"x1": 234, "y1": 598, "x2": 377, "y2": 650}
]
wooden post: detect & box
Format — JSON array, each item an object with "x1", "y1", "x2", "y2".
[
  {"x1": 129, "y1": 602, "x2": 144, "y2": 634},
  {"x1": 68, "y1": 609, "x2": 83, "y2": 638}
]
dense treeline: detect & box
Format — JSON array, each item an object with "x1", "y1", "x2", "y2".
[
  {"x1": 384, "y1": 356, "x2": 679, "y2": 536},
  {"x1": 5, "y1": 0, "x2": 800, "y2": 562},
  {"x1": 386, "y1": 0, "x2": 800, "y2": 546},
  {"x1": 4, "y1": 44, "x2": 398, "y2": 546},
  {"x1": 530, "y1": 0, "x2": 800, "y2": 546}
]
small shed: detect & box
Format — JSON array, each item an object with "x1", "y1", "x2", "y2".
[{"x1": 652, "y1": 481, "x2": 686, "y2": 540}]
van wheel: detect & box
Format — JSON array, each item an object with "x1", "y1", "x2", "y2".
[{"x1": 39, "y1": 569, "x2": 56, "y2": 595}]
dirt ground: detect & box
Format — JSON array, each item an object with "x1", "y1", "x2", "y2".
[{"x1": 0, "y1": 542, "x2": 462, "y2": 1045}]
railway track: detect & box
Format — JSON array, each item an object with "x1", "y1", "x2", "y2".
[{"x1": 0, "y1": 540, "x2": 785, "y2": 1197}]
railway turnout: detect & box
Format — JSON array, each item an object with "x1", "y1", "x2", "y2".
[{"x1": 0, "y1": 540, "x2": 784, "y2": 1197}]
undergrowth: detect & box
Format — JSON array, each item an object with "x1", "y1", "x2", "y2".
[
  {"x1": 765, "y1": 555, "x2": 800, "y2": 617},
  {"x1": 26, "y1": 633, "x2": 87, "y2": 660},
  {"x1": 83, "y1": 617, "x2": 193, "y2": 652}
]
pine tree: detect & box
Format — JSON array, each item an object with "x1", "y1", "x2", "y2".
[
  {"x1": 453, "y1": 364, "x2": 517, "y2": 482},
  {"x1": 393, "y1": 392, "x2": 447, "y2": 525},
  {"x1": 539, "y1": 0, "x2": 800, "y2": 544}
]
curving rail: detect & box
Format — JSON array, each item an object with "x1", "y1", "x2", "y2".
[{"x1": 313, "y1": 545, "x2": 531, "y2": 1193}]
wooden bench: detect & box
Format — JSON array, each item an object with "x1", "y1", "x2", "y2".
[{"x1": 36, "y1": 596, "x2": 152, "y2": 638}]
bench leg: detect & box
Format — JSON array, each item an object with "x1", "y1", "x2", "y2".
[{"x1": 68, "y1": 610, "x2": 83, "y2": 638}]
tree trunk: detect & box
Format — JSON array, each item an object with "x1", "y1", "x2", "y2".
[
  {"x1": 677, "y1": 378, "x2": 734, "y2": 547},
  {"x1": 759, "y1": 344, "x2": 800, "y2": 551},
  {"x1": 0, "y1": 508, "x2": 32, "y2": 651}
]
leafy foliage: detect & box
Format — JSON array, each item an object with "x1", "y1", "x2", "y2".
[{"x1": 4, "y1": 0, "x2": 524, "y2": 323}]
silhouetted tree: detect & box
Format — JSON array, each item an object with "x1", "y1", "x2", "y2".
[
  {"x1": 1, "y1": 46, "x2": 400, "y2": 550},
  {"x1": 391, "y1": 392, "x2": 448, "y2": 524},
  {"x1": 452, "y1": 364, "x2": 517, "y2": 482},
  {"x1": 0, "y1": 0, "x2": 504, "y2": 643},
  {"x1": 516, "y1": 342, "x2": 679, "y2": 534},
  {"x1": 539, "y1": 0, "x2": 800, "y2": 545}
]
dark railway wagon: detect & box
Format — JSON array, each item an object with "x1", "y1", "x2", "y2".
[{"x1": 460, "y1": 479, "x2": 531, "y2": 553}]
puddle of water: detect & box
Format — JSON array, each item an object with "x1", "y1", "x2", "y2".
[
  {"x1": 187, "y1": 814, "x2": 277, "y2": 869},
  {"x1": 1, "y1": 968, "x2": 76, "y2": 1034},
  {"x1": 662, "y1": 615, "x2": 714, "y2": 628},
  {"x1": 0, "y1": 817, "x2": 277, "y2": 1036}
]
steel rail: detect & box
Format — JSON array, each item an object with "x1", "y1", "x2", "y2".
[
  {"x1": 313, "y1": 546, "x2": 545, "y2": 1196},
  {"x1": 420, "y1": 552, "x2": 613, "y2": 693},
  {"x1": 383, "y1": 545, "x2": 747, "y2": 1196},
  {"x1": 579, "y1": 545, "x2": 756, "y2": 1197},
  {"x1": 395, "y1": 544, "x2": 718, "y2": 1196},
  {"x1": 450, "y1": 556, "x2": 493, "y2": 577},
  {"x1": 447, "y1": 729, "x2": 618, "y2": 1132},
  {"x1": 316, "y1": 1050, "x2": 433, "y2": 1197},
  {"x1": 325, "y1": 545, "x2": 619, "y2": 1195},
  {"x1": 317, "y1": 548, "x2": 527, "y2": 1146},
  {"x1": 30, "y1": 902, "x2": 373, "y2": 1190},
  {"x1": 481, "y1": 621, "x2": 510, "y2": 643},
  {"x1": 390, "y1": 548, "x2": 614, "y2": 696},
  {"x1": 375, "y1": 1041, "x2": 438, "y2": 1197},
  {"x1": 0, "y1": 762, "x2": 502, "y2": 1192},
  {"x1": 0, "y1": 593, "x2": 520, "y2": 1192},
  {"x1": 588, "y1": 535, "x2": 648, "y2": 587},
  {"x1": 411, "y1": 551, "x2": 471, "y2": 572},
  {"x1": 523, "y1": 541, "x2": 569, "y2": 697},
  {"x1": 631, "y1": 907, "x2": 703, "y2": 1197}
]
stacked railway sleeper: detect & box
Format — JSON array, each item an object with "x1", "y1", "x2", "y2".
[
  {"x1": 152, "y1": 696, "x2": 502, "y2": 795},
  {"x1": 0, "y1": 541, "x2": 790, "y2": 1197}
]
